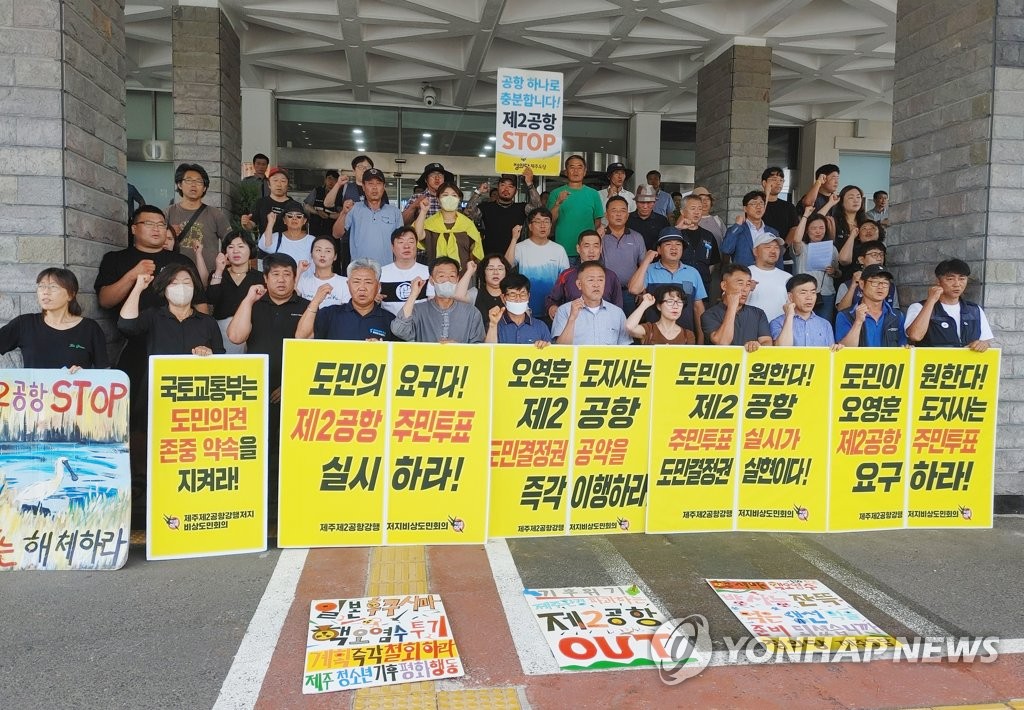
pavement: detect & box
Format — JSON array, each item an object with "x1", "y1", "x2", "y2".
[{"x1": 4, "y1": 517, "x2": 1024, "y2": 709}]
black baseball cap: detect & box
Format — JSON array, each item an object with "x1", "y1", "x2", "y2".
[
  {"x1": 860, "y1": 264, "x2": 894, "y2": 281},
  {"x1": 363, "y1": 168, "x2": 387, "y2": 183}
]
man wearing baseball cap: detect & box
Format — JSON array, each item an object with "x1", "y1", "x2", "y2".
[
  {"x1": 598, "y1": 162, "x2": 636, "y2": 217},
  {"x1": 333, "y1": 167, "x2": 401, "y2": 268},
  {"x1": 627, "y1": 230, "x2": 707, "y2": 339},
  {"x1": 627, "y1": 185, "x2": 670, "y2": 251},
  {"x1": 463, "y1": 168, "x2": 542, "y2": 254},
  {"x1": 744, "y1": 232, "x2": 791, "y2": 321},
  {"x1": 835, "y1": 264, "x2": 907, "y2": 347}
]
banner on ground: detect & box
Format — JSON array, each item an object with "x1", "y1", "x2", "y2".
[
  {"x1": 708, "y1": 578, "x2": 899, "y2": 653},
  {"x1": 303, "y1": 594, "x2": 463, "y2": 694},
  {"x1": 495, "y1": 68, "x2": 564, "y2": 176},
  {"x1": 0, "y1": 369, "x2": 130, "y2": 570},
  {"x1": 147, "y1": 355, "x2": 267, "y2": 560},
  {"x1": 523, "y1": 584, "x2": 670, "y2": 671}
]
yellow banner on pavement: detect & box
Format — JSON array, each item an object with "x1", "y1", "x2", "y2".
[
  {"x1": 736, "y1": 348, "x2": 831, "y2": 532},
  {"x1": 828, "y1": 349, "x2": 911, "y2": 531},
  {"x1": 277, "y1": 340, "x2": 389, "y2": 547},
  {"x1": 488, "y1": 346, "x2": 573, "y2": 538},
  {"x1": 647, "y1": 347, "x2": 743, "y2": 533},
  {"x1": 568, "y1": 347, "x2": 652, "y2": 535},
  {"x1": 907, "y1": 348, "x2": 999, "y2": 528},
  {"x1": 386, "y1": 345, "x2": 492, "y2": 544},
  {"x1": 147, "y1": 355, "x2": 267, "y2": 559}
]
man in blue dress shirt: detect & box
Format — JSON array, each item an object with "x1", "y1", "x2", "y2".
[{"x1": 770, "y1": 274, "x2": 842, "y2": 349}]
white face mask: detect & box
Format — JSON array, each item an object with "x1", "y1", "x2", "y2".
[
  {"x1": 433, "y1": 281, "x2": 457, "y2": 299},
  {"x1": 439, "y1": 195, "x2": 461, "y2": 212},
  {"x1": 165, "y1": 283, "x2": 194, "y2": 306},
  {"x1": 504, "y1": 300, "x2": 529, "y2": 316}
]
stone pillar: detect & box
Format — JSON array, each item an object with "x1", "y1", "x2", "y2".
[
  {"x1": 171, "y1": 3, "x2": 241, "y2": 213},
  {"x1": 890, "y1": 0, "x2": 1022, "y2": 495},
  {"x1": 0, "y1": 0, "x2": 126, "y2": 341},
  {"x1": 694, "y1": 43, "x2": 772, "y2": 219},
  {"x1": 628, "y1": 112, "x2": 661, "y2": 191},
  {"x1": 241, "y1": 88, "x2": 276, "y2": 169}
]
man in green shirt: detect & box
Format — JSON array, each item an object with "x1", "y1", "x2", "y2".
[{"x1": 547, "y1": 154, "x2": 604, "y2": 260}]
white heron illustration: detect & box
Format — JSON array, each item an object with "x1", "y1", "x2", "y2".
[{"x1": 12, "y1": 457, "x2": 78, "y2": 516}]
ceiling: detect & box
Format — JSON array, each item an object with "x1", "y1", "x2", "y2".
[{"x1": 125, "y1": 0, "x2": 897, "y2": 125}]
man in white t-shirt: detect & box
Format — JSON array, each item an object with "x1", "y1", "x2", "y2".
[
  {"x1": 378, "y1": 226, "x2": 433, "y2": 315},
  {"x1": 745, "y1": 232, "x2": 791, "y2": 322},
  {"x1": 504, "y1": 207, "x2": 569, "y2": 317},
  {"x1": 905, "y1": 258, "x2": 993, "y2": 350}
]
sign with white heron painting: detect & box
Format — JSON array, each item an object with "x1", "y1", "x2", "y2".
[{"x1": 0, "y1": 369, "x2": 131, "y2": 570}]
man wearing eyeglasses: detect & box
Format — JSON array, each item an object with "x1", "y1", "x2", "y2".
[
  {"x1": 167, "y1": 163, "x2": 231, "y2": 270},
  {"x1": 95, "y1": 205, "x2": 200, "y2": 433}
]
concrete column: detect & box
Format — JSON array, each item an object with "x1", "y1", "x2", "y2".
[
  {"x1": 694, "y1": 43, "x2": 772, "y2": 219},
  {"x1": 171, "y1": 3, "x2": 241, "y2": 213},
  {"x1": 890, "y1": 0, "x2": 1022, "y2": 495},
  {"x1": 628, "y1": 112, "x2": 661, "y2": 191},
  {"x1": 0, "y1": 0, "x2": 126, "y2": 338},
  {"x1": 241, "y1": 88, "x2": 276, "y2": 169}
]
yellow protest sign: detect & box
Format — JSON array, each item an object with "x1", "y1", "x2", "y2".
[
  {"x1": 386, "y1": 345, "x2": 492, "y2": 544},
  {"x1": 568, "y1": 347, "x2": 652, "y2": 535},
  {"x1": 907, "y1": 348, "x2": 999, "y2": 528},
  {"x1": 277, "y1": 340, "x2": 389, "y2": 547},
  {"x1": 488, "y1": 346, "x2": 573, "y2": 537},
  {"x1": 647, "y1": 347, "x2": 743, "y2": 533},
  {"x1": 828, "y1": 349, "x2": 911, "y2": 531},
  {"x1": 736, "y1": 348, "x2": 831, "y2": 532},
  {"x1": 148, "y1": 355, "x2": 267, "y2": 559}
]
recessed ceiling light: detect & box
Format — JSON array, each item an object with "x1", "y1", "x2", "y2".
[
  {"x1": 488, "y1": 136, "x2": 496, "y2": 141},
  {"x1": 422, "y1": 133, "x2": 432, "y2": 138},
  {"x1": 478, "y1": 153, "x2": 487, "y2": 157},
  {"x1": 420, "y1": 142, "x2": 429, "y2": 147},
  {"x1": 353, "y1": 129, "x2": 363, "y2": 134},
  {"x1": 418, "y1": 150, "x2": 427, "y2": 155}
]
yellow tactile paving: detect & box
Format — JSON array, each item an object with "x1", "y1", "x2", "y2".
[
  {"x1": 926, "y1": 704, "x2": 1016, "y2": 710},
  {"x1": 1008, "y1": 701, "x2": 1024, "y2": 710},
  {"x1": 436, "y1": 687, "x2": 522, "y2": 710},
  {"x1": 352, "y1": 681, "x2": 436, "y2": 710},
  {"x1": 365, "y1": 545, "x2": 429, "y2": 596}
]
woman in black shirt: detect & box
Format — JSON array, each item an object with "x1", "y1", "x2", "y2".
[
  {"x1": 206, "y1": 231, "x2": 263, "y2": 353},
  {"x1": 0, "y1": 268, "x2": 108, "y2": 371},
  {"x1": 118, "y1": 262, "x2": 224, "y2": 357}
]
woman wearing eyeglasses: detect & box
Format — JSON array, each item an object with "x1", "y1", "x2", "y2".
[
  {"x1": 0, "y1": 268, "x2": 109, "y2": 371},
  {"x1": 624, "y1": 285, "x2": 696, "y2": 345}
]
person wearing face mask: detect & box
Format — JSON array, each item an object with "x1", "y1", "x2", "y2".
[
  {"x1": 118, "y1": 261, "x2": 224, "y2": 498},
  {"x1": 483, "y1": 274, "x2": 551, "y2": 347},
  {"x1": 415, "y1": 182, "x2": 484, "y2": 271},
  {"x1": 390, "y1": 257, "x2": 485, "y2": 343},
  {"x1": 118, "y1": 262, "x2": 223, "y2": 357}
]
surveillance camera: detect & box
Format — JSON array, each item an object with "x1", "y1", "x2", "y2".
[{"x1": 422, "y1": 85, "x2": 438, "y2": 107}]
